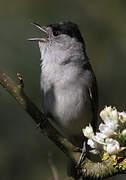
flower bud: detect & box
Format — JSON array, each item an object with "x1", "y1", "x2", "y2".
[
  {"x1": 121, "y1": 129, "x2": 126, "y2": 139},
  {"x1": 119, "y1": 112, "x2": 126, "y2": 123},
  {"x1": 82, "y1": 124, "x2": 94, "y2": 138}
]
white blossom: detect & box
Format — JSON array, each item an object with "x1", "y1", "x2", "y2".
[
  {"x1": 104, "y1": 138, "x2": 120, "y2": 154},
  {"x1": 99, "y1": 123, "x2": 114, "y2": 136},
  {"x1": 87, "y1": 139, "x2": 96, "y2": 149},
  {"x1": 99, "y1": 106, "x2": 119, "y2": 137},
  {"x1": 82, "y1": 124, "x2": 94, "y2": 139},
  {"x1": 100, "y1": 106, "x2": 118, "y2": 129},
  {"x1": 119, "y1": 111, "x2": 126, "y2": 123},
  {"x1": 83, "y1": 106, "x2": 126, "y2": 156},
  {"x1": 108, "y1": 107, "x2": 118, "y2": 124},
  {"x1": 87, "y1": 134, "x2": 105, "y2": 154},
  {"x1": 94, "y1": 132, "x2": 106, "y2": 144}
]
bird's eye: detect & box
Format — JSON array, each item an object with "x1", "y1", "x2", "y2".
[{"x1": 53, "y1": 30, "x2": 60, "y2": 36}]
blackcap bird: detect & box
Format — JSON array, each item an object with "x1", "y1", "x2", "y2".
[{"x1": 29, "y1": 21, "x2": 98, "y2": 179}]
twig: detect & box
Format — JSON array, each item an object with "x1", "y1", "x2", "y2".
[
  {"x1": 0, "y1": 72, "x2": 80, "y2": 162},
  {"x1": 17, "y1": 73, "x2": 24, "y2": 88}
]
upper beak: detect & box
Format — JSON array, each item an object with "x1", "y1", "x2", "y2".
[{"x1": 28, "y1": 22, "x2": 49, "y2": 42}]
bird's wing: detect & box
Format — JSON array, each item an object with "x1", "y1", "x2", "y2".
[
  {"x1": 88, "y1": 73, "x2": 98, "y2": 132},
  {"x1": 83, "y1": 61, "x2": 98, "y2": 132}
]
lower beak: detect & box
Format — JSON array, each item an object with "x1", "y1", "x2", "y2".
[
  {"x1": 27, "y1": 38, "x2": 47, "y2": 42},
  {"x1": 28, "y1": 22, "x2": 49, "y2": 42}
]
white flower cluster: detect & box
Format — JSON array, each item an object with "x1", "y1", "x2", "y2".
[{"x1": 83, "y1": 106, "x2": 126, "y2": 155}]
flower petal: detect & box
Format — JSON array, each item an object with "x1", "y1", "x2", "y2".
[
  {"x1": 99, "y1": 123, "x2": 114, "y2": 136},
  {"x1": 82, "y1": 124, "x2": 94, "y2": 138},
  {"x1": 105, "y1": 138, "x2": 120, "y2": 154},
  {"x1": 87, "y1": 139, "x2": 96, "y2": 148}
]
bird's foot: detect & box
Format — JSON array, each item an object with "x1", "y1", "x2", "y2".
[{"x1": 76, "y1": 141, "x2": 86, "y2": 167}]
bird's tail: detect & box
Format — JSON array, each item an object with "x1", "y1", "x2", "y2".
[{"x1": 67, "y1": 159, "x2": 81, "y2": 180}]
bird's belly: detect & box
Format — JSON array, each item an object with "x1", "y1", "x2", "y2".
[{"x1": 43, "y1": 83, "x2": 92, "y2": 138}]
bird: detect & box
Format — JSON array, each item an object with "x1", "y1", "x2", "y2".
[{"x1": 28, "y1": 21, "x2": 98, "y2": 179}]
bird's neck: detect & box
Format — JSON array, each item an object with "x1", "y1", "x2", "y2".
[{"x1": 39, "y1": 39, "x2": 88, "y2": 67}]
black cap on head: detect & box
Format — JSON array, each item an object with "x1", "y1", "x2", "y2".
[{"x1": 48, "y1": 21, "x2": 84, "y2": 44}]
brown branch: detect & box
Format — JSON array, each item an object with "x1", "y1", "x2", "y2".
[
  {"x1": 0, "y1": 72, "x2": 80, "y2": 163},
  {"x1": 0, "y1": 72, "x2": 126, "y2": 179}
]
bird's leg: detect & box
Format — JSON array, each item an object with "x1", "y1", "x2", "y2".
[{"x1": 76, "y1": 141, "x2": 86, "y2": 167}]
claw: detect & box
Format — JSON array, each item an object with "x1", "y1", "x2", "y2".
[{"x1": 77, "y1": 141, "x2": 86, "y2": 167}]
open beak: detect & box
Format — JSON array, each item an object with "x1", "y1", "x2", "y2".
[{"x1": 28, "y1": 22, "x2": 49, "y2": 42}]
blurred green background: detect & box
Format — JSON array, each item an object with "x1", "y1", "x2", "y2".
[{"x1": 0, "y1": 0, "x2": 126, "y2": 179}]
